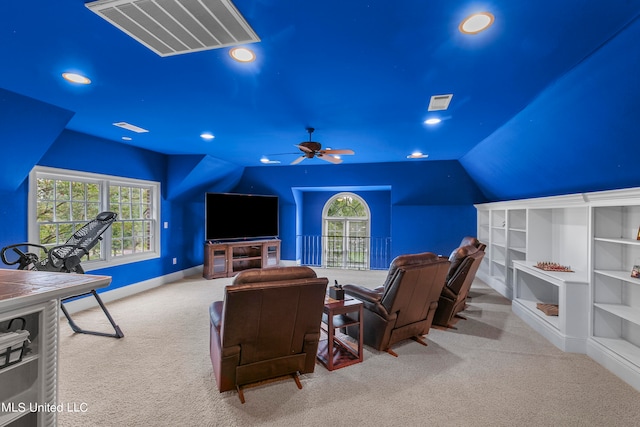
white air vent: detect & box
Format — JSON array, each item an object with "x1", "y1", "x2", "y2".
[
  {"x1": 428, "y1": 94, "x2": 453, "y2": 111},
  {"x1": 113, "y1": 121, "x2": 149, "y2": 133},
  {"x1": 85, "y1": 0, "x2": 260, "y2": 57}
]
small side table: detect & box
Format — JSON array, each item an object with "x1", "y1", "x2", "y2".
[{"x1": 317, "y1": 296, "x2": 363, "y2": 371}]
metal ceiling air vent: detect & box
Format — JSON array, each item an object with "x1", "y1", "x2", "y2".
[
  {"x1": 85, "y1": 0, "x2": 260, "y2": 57},
  {"x1": 428, "y1": 94, "x2": 453, "y2": 111}
]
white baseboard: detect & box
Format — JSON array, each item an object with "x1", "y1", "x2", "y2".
[
  {"x1": 587, "y1": 338, "x2": 640, "y2": 392},
  {"x1": 61, "y1": 265, "x2": 203, "y2": 315}
]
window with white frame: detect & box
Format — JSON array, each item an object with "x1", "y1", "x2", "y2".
[
  {"x1": 29, "y1": 166, "x2": 160, "y2": 269},
  {"x1": 322, "y1": 192, "x2": 371, "y2": 269}
]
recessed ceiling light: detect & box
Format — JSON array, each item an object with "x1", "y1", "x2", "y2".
[
  {"x1": 200, "y1": 133, "x2": 215, "y2": 140},
  {"x1": 62, "y1": 72, "x2": 91, "y2": 84},
  {"x1": 407, "y1": 152, "x2": 429, "y2": 159},
  {"x1": 229, "y1": 47, "x2": 256, "y2": 63},
  {"x1": 260, "y1": 157, "x2": 280, "y2": 164},
  {"x1": 459, "y1": 12, "x2": 495, "y2": 34},
  {"x1": 122, "y1": 136, "x2": 132, "y2": 141},
  {"x1": 424, "y1": 118, "x2": 442, "y2": 125}
]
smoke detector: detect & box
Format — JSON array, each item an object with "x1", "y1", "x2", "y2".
[{"x1": 85, "y1": 0, "x2": 260, "y2": 57}]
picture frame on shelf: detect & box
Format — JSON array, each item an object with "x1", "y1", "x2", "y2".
[{"x1": 631, "y1": 264, "x2": 640, "y2": 279}]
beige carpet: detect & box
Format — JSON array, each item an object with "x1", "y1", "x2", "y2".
[{"x1": 57, "y1": 268, "x2": 640, "y2": 427}]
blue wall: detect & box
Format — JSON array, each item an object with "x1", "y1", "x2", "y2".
[
  {"x1": 231, "y1": 161, "x2": 485, "y2": 260},
  {"x1": 0, "y1": 125, "x2": 199, "y2": 292},
  {"x1": 1, "y1": 89, "x2": 484, "y2": 294}
]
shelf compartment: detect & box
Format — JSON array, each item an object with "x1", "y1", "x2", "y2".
[
  {"x1": 593, "y1": 305, "x2": 640, "y2": 352},
  {"x1": 594, "y1": 237, "x2": 640, "y2": 246},
  {"x1": 321, "y1": 312, "x2": 359, "y2": 329},
  {"x1": 594, "y1": 303, "x2": 640, "y2": 327},
  {"x1": 513, "y1": 298, "x2": 560, "y2": 329},
  {"x1": 316, "y1": 337, "x2": 361, "y2": 369},
  {"x1": 595, "y1": 269, "x2": 640, "y2": 286},
  {"x1": 593, "y1": 239, "x2": 640, "y2": 273},
  {"x1": 508, "y1": 229, "x2": 526, "y2": 250},
  {"x1": 508, "y1": 209, "x2": 527, "y2": 230},
  {"x1": 0, "y1": 386, "x2": 39, "y2": 426},
  {"x1": 591, "y1": 337, "x2": 640, "y2": 368},
  {"x1": 512, "y1": 261, "x2": 589, "y2": 352},
  {"x1": 593, "y1": 205, "x2": 640, "y2": 242},
  {"x1": 491, "y1": 210, "x2": 506, "y2": 228}
]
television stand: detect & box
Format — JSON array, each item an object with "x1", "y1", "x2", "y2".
[{"x1": 203, "y1": 239, "x2": 281, "y2": 279}]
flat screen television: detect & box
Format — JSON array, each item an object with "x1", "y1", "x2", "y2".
[{"x1": 205, "y1": 192, "x2": 279, "y2": 241}]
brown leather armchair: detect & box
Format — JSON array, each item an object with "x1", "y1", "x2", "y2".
[
  {"x1": 342, "y1": 252, "x2": 450, "y2": 356},
  {"x1": 432, "y1": 244, "x2": 485, "y2": 328},
  {"x1": 209, "y1": 266, "x2": 328, "y2": 403}
]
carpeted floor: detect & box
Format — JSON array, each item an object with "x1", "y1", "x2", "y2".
[{"x1": 57, "y1": 268, "x2": 640, "y2": 426}]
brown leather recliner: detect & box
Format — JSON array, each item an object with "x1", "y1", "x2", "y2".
[
  {"x1": 432, "y1": 244, "x2": 485, "y2": 328},
  {"x1": 209, "y1": 266, "x2": 328, "y2": 403},
  {"x1": 460, "y1": 235, "x2": 486, "y2": 251},
  {"x1": 342, "y1": 252, "x2": 450, "y2": 356}
]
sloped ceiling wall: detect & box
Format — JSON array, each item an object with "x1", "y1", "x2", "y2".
[
  {"x1": 166, "y1": 155, "x2": 243, "y2": 201},
  {"x1": 0, "y1": 88, "x2": 73, "y2": 191},
  {"x1": 460, "y1": 17, "x2": 640, "y2": 201}
]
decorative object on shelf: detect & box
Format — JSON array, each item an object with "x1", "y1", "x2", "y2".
[
  {"x1": 536, "y1": 303, "x2": 559, "y2": 316},
  {"x1": 534, "y1": 261, "x2": 574, "y2": 272},
  {"x1": 329, "y1": 280, "x2": 345, "y2": 300},
  {"x1": 631, "y1": 264, "x2": 640, "y2": 279},
  {"x1": 637, "y1": 226, "x2": 640, "y2": 240},
  {"x1": 0, "y1": 317, "x2": 31, "y2": 369}
]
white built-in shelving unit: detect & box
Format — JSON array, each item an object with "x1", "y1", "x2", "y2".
[
  {"x1": 0, "y1": 301, "x2": 57, "y2": 427},
  {"x1": 476, "y1": 188, "x2": 640, "y2": 392},
  {"x1": 476, "y1": 209, "x2": 491, "y2": 282},
  {"x1": 587, "y1": 191, "x2": 640, "y2": 391}
]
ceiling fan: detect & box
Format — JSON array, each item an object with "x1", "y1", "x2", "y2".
[{"x1": 291, "y1": 128, "x2": 355, "y2": 165}]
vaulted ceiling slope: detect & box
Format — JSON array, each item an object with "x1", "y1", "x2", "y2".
[
  {"x1": 1, "y1": 1, "x2": 640, "y2": 201},
  {"x1": 462, "y1": 12, "x2": 640, "y2": 201}
]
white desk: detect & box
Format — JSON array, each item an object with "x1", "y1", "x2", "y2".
[{"x1": 0, "y1": 269, "x2": 111, "y2": 427}]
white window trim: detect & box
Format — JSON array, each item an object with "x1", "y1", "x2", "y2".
[{"x1": 29, "y1": 166, "x2": 161, "y2": 271}]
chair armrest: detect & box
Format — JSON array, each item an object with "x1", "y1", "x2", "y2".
[
  {"x1": 342, "y1": 284, "x2": 382, "y2": 303},
  {"x1": 441, "y1": 286, "x2": 457, "y2": 301},
  {"x1": 343, "y1": 284, "x2": 391, "y2": 318},
  {"x1": 209, "y1": 301, "x2": 224, "y2": 330}
]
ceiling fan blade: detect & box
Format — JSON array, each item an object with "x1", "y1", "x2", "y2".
[
  {"x1": 291, "y1": 155, "x2": 306, "y2": 165},
  {"x1": 318, "y1": 154, "x2": 343, "y2": 164},
  {"x1": 321, "y1": 149, "x2": 354, "y2": 155},
  {"x1": 295, "y1": 144, "x2": 314, "y2": 153}
]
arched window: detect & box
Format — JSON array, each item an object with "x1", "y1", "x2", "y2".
[{"x1": 322, "y1": 192, "x2": 370, "y2": 269}]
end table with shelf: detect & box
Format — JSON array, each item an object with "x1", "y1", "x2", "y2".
[{"x1": 317, "y1": 297, "x2": 363, "y2": 371}]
